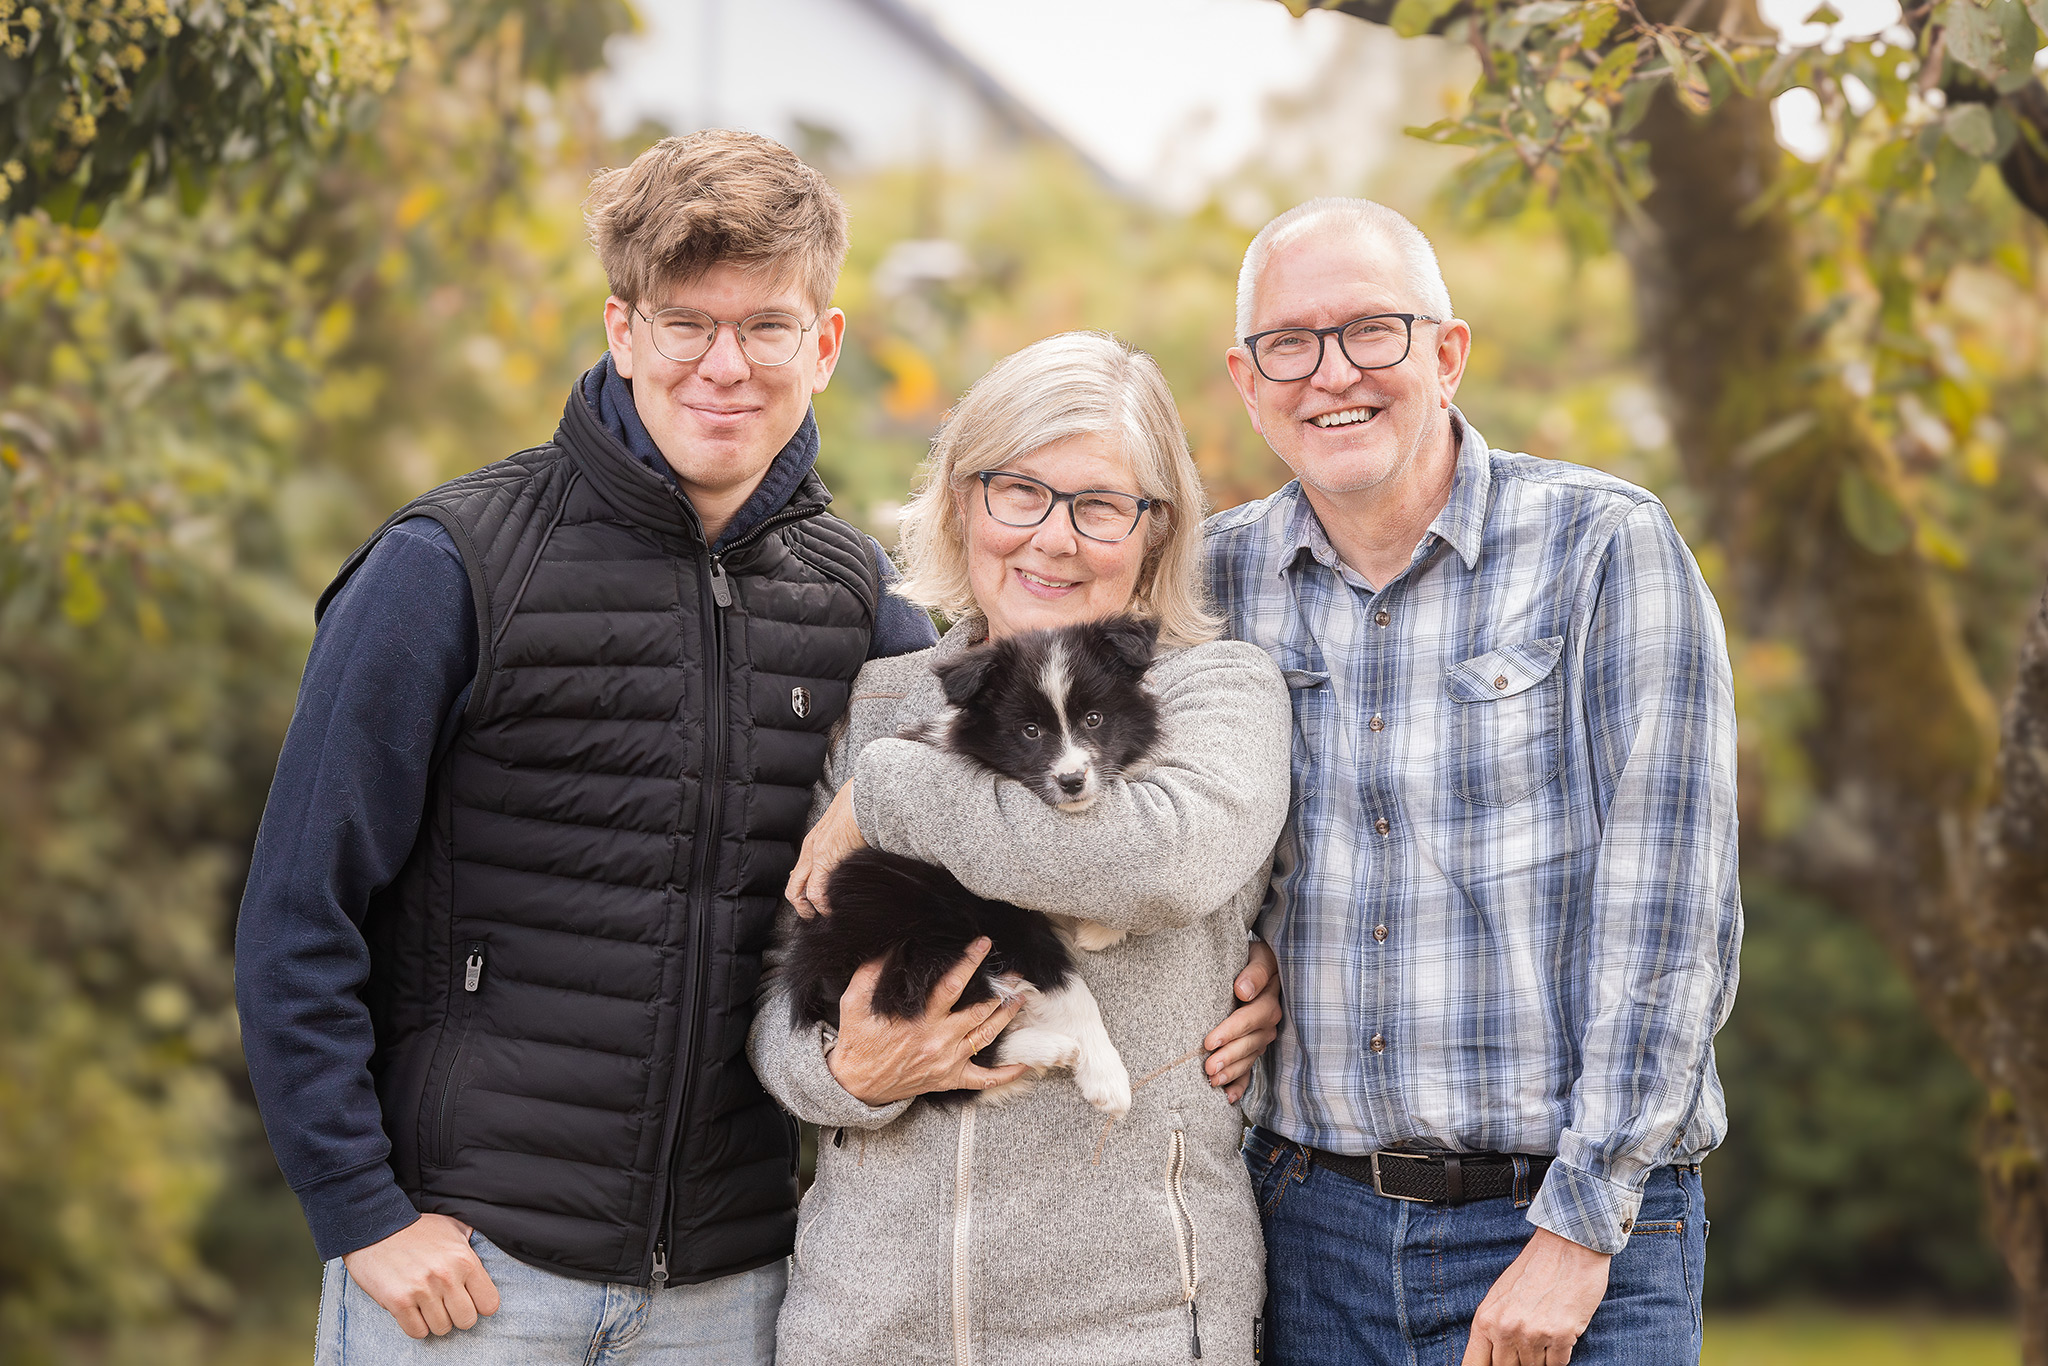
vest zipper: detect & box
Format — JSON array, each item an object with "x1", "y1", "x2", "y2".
[
  {"x1": 647, "y1": 544, "x2": 730, "y2": 1289},
  {"x1": 434, "y1": 942, "x2": 486, "y2": 1168},
  {"x1": 642, "y1": 503, "x2": 837, "y2": 1288}
]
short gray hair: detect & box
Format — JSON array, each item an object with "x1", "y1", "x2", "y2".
[
  {"x1": 1234, "y1": 198, "x2": 1454, "y2": 338},
  {"x1": 893, "y1": 331, "x2": 1220, "y2": 649}
]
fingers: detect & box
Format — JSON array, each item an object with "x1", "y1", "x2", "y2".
[
  {"x1": 464, "y1": 1256, "x2": 501, "y2": 1319},
  {"x1": 418, "y1": 1289, "x2": 456, "y2": 1337},
  {"x1": 1203, "y1": 981, "x2": 1281, "y2": 1054},
  {"x1": 927, "y1": 937, "x2": 994, "y2": 1013},
  {"x1": 839, "y1": 960, "x2": 883, "y2": 1021},
  {"x1": 1203, "y1": 1030, "x2": 1272, "y2": 1090},
  {"x1": 445, "y1": 1280, "x2": 482, "y2": 1332},
  {"x1": 1459, "y1": 1328, "x2": 1495, "y2": 1366},
  {"x1": 959, "y1": 994, "x2": 1023, "y2": 1052},
  {"x1": 391, "y1": 1302, "x2": 431, "y2": 1340},
  {"x1": 1236, "y1": 940, "x2": 1278, "y2": 1001},
  {"x1": 960, "y1": 1061, "x2": 1032, "y2": 1090}
]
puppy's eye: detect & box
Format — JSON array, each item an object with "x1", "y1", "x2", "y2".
[
  {"x1": 1022, "y1": 723, "x2": 1041, "y2": 739},
  {"x1": 1083, "y1": 711, "x2": 1103, "y2": 729}
]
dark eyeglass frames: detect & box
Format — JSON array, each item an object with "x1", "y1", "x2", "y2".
[
  {"x1": 977, "y1": 470, "x2": 1154, "y2": 543},
  {"x1": 634, "y1": 306, "x2": 816, "y2": 367},
  {"x1": 1240, "y1": 312, "x2": 1440, "y2": 383}
]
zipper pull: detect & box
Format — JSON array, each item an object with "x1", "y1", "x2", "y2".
[
  {"x1": 708, "y1": 556, "x2": 731, "y2": 609},
  {"x1": 832, "y1": 1127, "x2": 845, "y2": 1148},
  {"x1": 651, "y1": 1238, "x2": 668, "y2": 1287},
  {"x1": 1189, "y1": 1300, "x2": 1202, "y2": 1359},
  {"x1": 463, "y1": 946, "x2": 485, "y2": 993}
]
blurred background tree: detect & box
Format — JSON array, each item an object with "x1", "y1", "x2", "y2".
[{"x1": 3, "y1": 0, "x2": 2047, "y2": 1358}]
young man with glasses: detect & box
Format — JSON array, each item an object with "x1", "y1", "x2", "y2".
[
  {"x1": 1206, "y1": 197, "x2": 1742, "y2": 1365},
  {"x1": 234, "y1": 132, "x2": 946, "y2": 1363}
]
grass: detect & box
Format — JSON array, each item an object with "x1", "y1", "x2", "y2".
[{"x1": 1703, "y1": 1310, "x2": 2017, "y2": 1365}]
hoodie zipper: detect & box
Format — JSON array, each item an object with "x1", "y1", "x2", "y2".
[
  {"x1": 644, "y1": 503, "x2": 827, "y2": 1288},
  {"x1": 1168, "y1": 1129, "x2": 1203, "y2": 1358},
  {"x1": 433, "y1": 942, "x2": 487, "y2": 1168},
  {"x1": 951, "y1": 1102, "x2": 977, "y2": 1366}
]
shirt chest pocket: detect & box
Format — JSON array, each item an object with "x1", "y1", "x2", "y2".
[{"x1": 1443, "y1": 636, "x2": 1565, "y2": 807}]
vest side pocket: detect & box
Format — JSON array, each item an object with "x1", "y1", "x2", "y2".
[{"x1": 427, "y1": 941, "x2": 487, "y2": 1170}]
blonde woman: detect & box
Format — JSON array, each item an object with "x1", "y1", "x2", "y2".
[{"x1": 749, "y1": 332, "x2": 1291, "y2": 1364}]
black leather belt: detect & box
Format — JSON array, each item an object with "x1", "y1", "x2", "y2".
[{"x1": 1308, "y1": 1145, "x2": 1552, "y2": 1205}]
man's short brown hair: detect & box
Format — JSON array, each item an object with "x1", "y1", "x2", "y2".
[{"x1": 584, "y1": 130, "x2": 850, "y2": 313}]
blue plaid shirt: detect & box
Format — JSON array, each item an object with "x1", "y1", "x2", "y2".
[{"x1": 1206, "y1": 412, "x2": 1742, "y2": 1254}]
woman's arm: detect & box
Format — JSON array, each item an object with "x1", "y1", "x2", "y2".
[{"x1": 845, "y1": 642, "x2": 1291, "y2": 934}]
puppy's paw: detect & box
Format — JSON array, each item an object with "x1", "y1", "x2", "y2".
[
  {"x1": 1067, "y1": 921, "x2": 1127, "y2": 953},
  {"x1": 1074, "y1": 1049, "x2": 1133, "y2": 1121}
]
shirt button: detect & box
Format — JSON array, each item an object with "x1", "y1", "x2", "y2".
[
  {"x1": 1621, "y1": 1218, "x2": 1634, "y2": 1235},
  {"x1": 1368, "y1": 714, "x2": 1385, "y2": 732},
  {"x1": 1373, "y1": 924, "x2": 1389, "y2": 943},
  {"x1": 1374, "y1": 609, "x2": 1391, "y2": 628},
  {"x1": 1493, "y1": 675, "x2": 1509, "y2": 691},
  {"x1": 1369, "y1": 1033, "x2": 1386, "y2": 1054},
  {"x1": 1374, "y1": 817, "x2": 1391, "y2": 836}
]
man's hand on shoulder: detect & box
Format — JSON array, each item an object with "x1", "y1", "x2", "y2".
[
  {"x1": 342, "y1": 1212, "x2": 501, "y2": 1339},
  {"x1": 1461, "y1": 1226, "x2": 1611, "y2": 1366}
]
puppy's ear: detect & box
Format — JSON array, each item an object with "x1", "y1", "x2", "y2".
[
  {"x1": 935, "y1": 648, "x2": 1002, "y2": 707},
  {"x1": 1098, "y1": 614, "x2": 1161, "y2": 673}
]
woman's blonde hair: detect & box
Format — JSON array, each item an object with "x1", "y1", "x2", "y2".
[{"x1": 894, "y1": 331, "x2": 1220, "y2": 648}]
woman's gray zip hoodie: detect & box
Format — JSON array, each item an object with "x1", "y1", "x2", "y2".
[{"x1": 748, "y1": 622, "x2": 1292, "y2": 1365}]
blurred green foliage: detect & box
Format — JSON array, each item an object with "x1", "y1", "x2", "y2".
[{"x1": 1711, "y1": 879, "x2": 2008, "y2": 1305}]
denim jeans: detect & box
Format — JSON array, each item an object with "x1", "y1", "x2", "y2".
[
  {"x1": 314, "y1": 1230, "x2": 784, "y2": 1365},
  {"x1": 1246, "y1": 1128, "x2": 1707, "y2": 1366}
]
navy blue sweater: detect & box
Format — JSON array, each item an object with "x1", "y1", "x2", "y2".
[{"x1": 235, "y1": 359, "x2": 936, "y2": 1260}]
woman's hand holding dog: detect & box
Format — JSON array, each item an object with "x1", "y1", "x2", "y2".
[
  {"x1": 787, "y1": 782, "x2": 865, "y2": 917},
  {"x1": 828, "y1": 938, "x2": 1033, "y2": 1106}
]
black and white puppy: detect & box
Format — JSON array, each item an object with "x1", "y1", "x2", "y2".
[{"x1": 780, "y1": 613, "x2": 1162, "y2": 1118}]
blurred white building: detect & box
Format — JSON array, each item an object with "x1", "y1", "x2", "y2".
[
  {"x1": 597, "y1": 0, "x2": 1116, "y2": 180},
  {"x1": 597, "y1": 0, "x2": 1467, "y2": 211}
]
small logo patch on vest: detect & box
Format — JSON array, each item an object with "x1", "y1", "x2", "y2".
[{"x1": 791, "y1": 686, "x2": 812, "y2": 719}]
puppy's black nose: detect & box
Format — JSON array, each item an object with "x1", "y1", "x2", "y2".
[{"x1": 1056, "y1": 770, "x2": 1087, "y2": 795}]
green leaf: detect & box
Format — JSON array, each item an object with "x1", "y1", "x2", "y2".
[
  {"x1": 1391, "y1": 0, "x2": 1459, "y2": 37},
  {"x1": 60, "y1": 553, "x2": 106, "y2": 625},
  {"x1": 1580, "y1": 4, "x2": 1620, "y2": 49},
  {"x1": 1590, "y1": 39, "x2": 1641, "y2": 94},
  {"x1": 1805, "y1": 1, "x2": 1844, "y2": 21},
  {"x1": 1945, "y1": 102, "x2": 2001, "y2": 157},
  {"x1": 1734, "y1": 412, "x2": 1819, "y2": 466},
  {"x1": 1838, "y1": 467, "x2": 1913, "y2": 554},
  {"x1": 1937, "y1": 0, "x2": 2039, "y2": 92},
  {"x1": 1931, "y1": 136, "x2": 1984, "y2": 205},
  {"x1": 1617, "y1": 73, "x2": 1659, "y2": 131},
  {"x1": 1654, "y1": 33, "x2": 1714, "y2": 112}
]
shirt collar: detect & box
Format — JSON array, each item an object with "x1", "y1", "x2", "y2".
[
  {"x1": 1270, "y1": 406, "x2": 1492, "y2": 581},
  {"x1": 1427, "y1": 407, "x2": 1492, "y2": 572}
]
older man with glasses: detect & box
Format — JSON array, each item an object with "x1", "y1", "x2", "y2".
[{"x1": 1207, "y1": 197, "x2": 1742, "y2": 1366}]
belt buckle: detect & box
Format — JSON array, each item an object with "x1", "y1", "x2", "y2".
[{"x1": 1369, "y1": 1150, "x2": 1436, "y2": 1203}]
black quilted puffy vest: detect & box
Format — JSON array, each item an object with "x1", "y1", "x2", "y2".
[{"x1": 317, "y1": 392, "x2": 877, "y2": 1287}]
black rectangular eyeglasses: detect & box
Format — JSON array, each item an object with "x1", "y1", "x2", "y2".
[
  {"x1": 977, "y1": 470, "x2": 1153, "y2": 543},
  {"x1": 1241, "y1": 312, "x2": 1439, "y2": 383}
]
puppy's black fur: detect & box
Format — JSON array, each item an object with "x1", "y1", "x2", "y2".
[{"x1": 781, "y1": 614, "x2": 1162, "y2": 1055}]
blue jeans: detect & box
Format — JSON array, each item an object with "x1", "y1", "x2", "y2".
[
  {"x1": 314, "y1": 1230, "x2": 784, "y2": 1365},
  {"x1": 1246, "y1": 1129, "x2": 1707, "y2": 1366}
]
